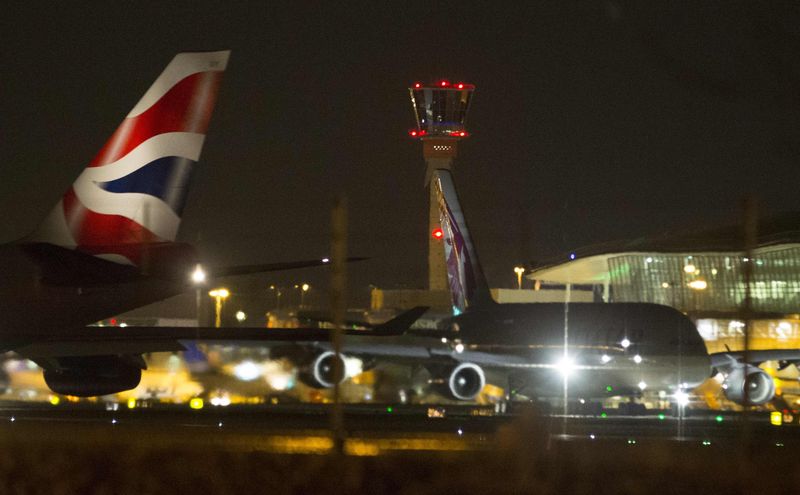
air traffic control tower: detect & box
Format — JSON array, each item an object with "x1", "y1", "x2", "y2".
[{"x1": 408, "y1": 80, "x2": 475, "y2": 291}]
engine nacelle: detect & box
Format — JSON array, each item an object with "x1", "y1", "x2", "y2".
[
  {"x1": 40, "y1": 355, "x2": 144, "y2": 397},
  {"x1": 298, "y1": 351, "x2": 346, "y2": 389},
  {"x1": 723, "y1": 365, "x2": 775, "y2": 405},
  {"x1": 432, "y1": 362, "x2": 486, "y2": 401},
  {"x1": 43, "y1": 365, "x2": 142, "y2": 397}
]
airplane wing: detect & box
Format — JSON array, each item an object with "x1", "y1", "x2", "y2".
[
  {"x1": 208, "y1": 256, "x2": 368, "y2": 278},
  {"x1": 11, "y1": 307, "x2": 429, "y2": 358},
  {"x1": 710, "y1": 350, "x2": 800, "y2": 370}
]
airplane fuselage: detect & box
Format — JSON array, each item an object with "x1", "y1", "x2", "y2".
[
  {"x1": 0, "y1": 243, "x2": 192, "y2": 343},
  {"x1": 443, "y1": 302, "x2": 711, "y2": 397}
]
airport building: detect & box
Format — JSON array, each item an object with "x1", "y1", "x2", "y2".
[{"x1": 527, "y1": 214, "x2": 800, "y2": 354}]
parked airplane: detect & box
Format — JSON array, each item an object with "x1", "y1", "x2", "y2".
[
  {"x1": 429, "y1": 168, "x2": 796, "y2": 406},
  {"x1": 0, "y1": 51, "x2": 366, "y2": 397}
]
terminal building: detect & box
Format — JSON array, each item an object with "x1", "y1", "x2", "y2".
[{"x1": 527, "y1": 213, "x2": 800, "y2": 355}]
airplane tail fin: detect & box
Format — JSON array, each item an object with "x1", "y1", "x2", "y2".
[
  {"x1": 28, "y1": 51, "x2": 230, "y2": 265},
  {"x1": 432, "y1": 169, "x2": 494, "y2": 315}
]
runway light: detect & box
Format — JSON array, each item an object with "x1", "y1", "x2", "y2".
[
  {"x1": 601, "y1": 354, "x2": 612, "y2": 364},
  {"x1": 620, "y1": 338, "x2": 631, "y2": 349},
  {"x1": 638, "y1": 381, "x2": 647, "y2": 390},
  {"x1": 432, "y1": 227, "x2": 444, "y2": 240},
  {"x1": 321, "y1": 258, "x2": 330, "y2": 263},
  {"x1": 218, "y1": 422, "x2": 223, "y2": 427},
  {"x1": 702, "y1": 440, "x2": 711, "y2": 446},
  {"x1": 684, "y1": 264, "x2": 696, "y2": 274},
  {"x1": 9, "y1": 417, "x2": 14, "y2": 422},
  {"x1": 633, "y1": 354, "x2": 642, "y2": 364},
  {"x1": 589, "y1": 434, "x2": 595, "y2": 440},
  {"x1": 235, "y1": 310, "x2": 247, "y2": 322},
  {"x1": 454, "y1": 343, "x2": 465, "y2": 353}
]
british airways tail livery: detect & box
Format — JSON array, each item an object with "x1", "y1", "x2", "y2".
[{"x1": 29, "y1": 51, "x2": 230, "y2": 265}]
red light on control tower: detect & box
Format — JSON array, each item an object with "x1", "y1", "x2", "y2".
[{"x1": 432, "y1": 227, "x2": 444, "y2": 240}]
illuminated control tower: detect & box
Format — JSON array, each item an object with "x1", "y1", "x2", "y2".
[{"x1": 408, "y1": 80, "x2": 475, "y2": 291}]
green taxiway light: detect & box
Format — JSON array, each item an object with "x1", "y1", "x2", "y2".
[
  {"x1": 606, "y1": 385, "x2": 613, "y2": 392},
  {"x1": 715, "y1": 415, "x2": 723, "y2": 423},
  {"x1": 386, "y1": 406, "x2": 393, "y2": 413},
  {"x1": 658, "y1": 413, "x2": 665, "y2": 420},
  {"x1": 600, "y1": 412, "x2": 607, "y2": 418}
]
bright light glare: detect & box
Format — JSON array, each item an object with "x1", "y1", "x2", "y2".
[
  {"x1": 191, "y1": 265, "x2": 206, "y2": 284},
  {"x1": 233, "y1": 361, "x2": 262, "y2": 381},
  {"x1": 235, "y1": 310, "x2": 246, "y2": 322},
  {"x1": 683, "y1": 264, "x2": 696, "y2": 274},
  {"x1": 322, "y1": 258, "x2": 330, "y2": 263},
  {"x1": 209, "y1": 288, "x2": 230, "y2": 298},
  {"x1": 687, "y1": 280, "x2": 708, "y2": 290},
  {"x1": 344, "y1": 356, "x2": 363, "y2": 378},
  {"x1": 633, "y1": 354, "x2": 642, "y2": 364},
  {"x1": 621, "y1": 338, "x2": 631, "y2": 349},
  {"x1": 601, "y1": 354, "x2": 612, "y2": 364},
  {"x1": 674, "y1": 390, "x2": 690, "y2": 406},
  {"x1": 267, "y1": 373, "x2": 292, "y2": 391},
  {"x1": 454, "y1": 343, "x2": 465, "y2": 354},
  {"x1": 638, "y1": 381, "x2": 647, "y2": 390},
  {"x1": 555, "y1": 356, "x2": 576, "y2": 376}
]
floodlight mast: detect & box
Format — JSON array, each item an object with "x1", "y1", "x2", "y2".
[{"x1": 408, "y1": 80, "x2": 475, "y2": 291}]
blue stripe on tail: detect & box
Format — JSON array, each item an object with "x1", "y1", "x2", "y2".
[{"x1": 97, "y1": 156, "x2": 196, "y2": 215}]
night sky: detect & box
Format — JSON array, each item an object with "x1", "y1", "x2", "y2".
[{"x1": 2, "y1": 2, "x2": 798, "y2": 304}]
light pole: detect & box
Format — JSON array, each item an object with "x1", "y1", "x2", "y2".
[
  {"x1": 208, "y1": 288, "x2": 230, "y2": 328},
  {"x1": 269, "y1": 285, "x2": 282, "y2": 310},
  {"x1": 514, "y1": 266, "x2": 525, "y2": 290},
  {"x1": 191, "y1": 264, "x2": 207, "y2": 325}
]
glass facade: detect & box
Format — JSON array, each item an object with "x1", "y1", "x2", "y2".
[
  {"x1": 409, "y1": 87, "x2": 474, "y2": 136},
  {"x1": 606, "y1": 246, "x2": 800, "y2": 314}
]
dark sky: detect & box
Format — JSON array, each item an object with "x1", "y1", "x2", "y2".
[{"x1": 2, "y1": 2, "x2": 798, "y2": 302}]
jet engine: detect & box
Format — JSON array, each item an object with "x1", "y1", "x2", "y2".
[
  {"x1": 722, "y1": 365, "x2": 775, "y2": 405},
  {"x1": 42, "y1": 355, "x2": 143, "y2": 397},
  {"x1": 298, "y1": 351, "x2": 346, "y2": 389},
  {"x1": 432, "y1": 362, "x2": 486, "y2": 401}
]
